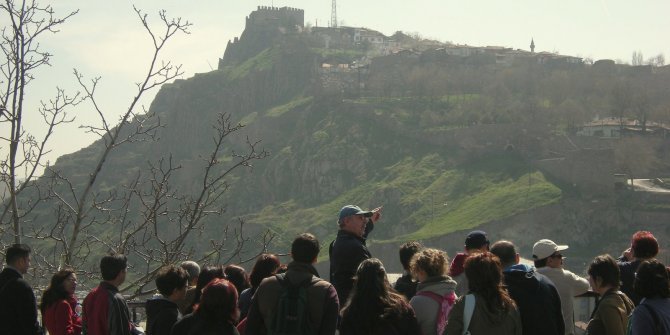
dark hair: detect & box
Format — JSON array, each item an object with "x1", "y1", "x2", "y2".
[
  {"x1": 291, "y1": 233, "x2": 320, "y2": 263},
  {"x1": 249, "y1": 254, "x2": 281, "y2": 288},
  {"x1": 40, "y1": 268, "x2": 75, "y2": 313},
  {"x1": 156, "y1": 265, "x2": 189, "y2": 297},
  {"x1": 194, "y1": 278, "x2": 239, "y2": 325},
  {"x1": 100, "y1": 254, "x2": 127, "y2": 281},
  {"x1": 341, "y1": 258, "x2": 412, "y2": 334},
  {"x1": 410, "y1": 248, "x2": 448, "y2": 278},
  {"x1": 490, "y1": 240, "x2": 517, "y2": 267},
  {"x1": 5, "y1": 244, "x2": 31, "y2": 265},
  {"x1": 465, "y1": 252, "x2": 516, "y2": 313},
  {"x1": 189, "y1": 265, "x2": 226, "y2": 313},
  {"x1": 587, "y1": 254, "x2": 620, "y2": 289},
  {"x1": 631, "y1": 231, "x2": 659, "y2": 259},
  {"x1": 533, "y1": 257, "x2": 548, "y2": 268},
  {"x1": 399, "y1": 241, "x2": 422, "y2": 270},
  {"x1": 224, "y1": 265, "x2": 250, "y2": 294},
  {"x1": 634, "y1": 259, "x2": 670, "y2": 299}
]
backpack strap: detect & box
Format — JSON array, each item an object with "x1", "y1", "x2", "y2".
[
  {"x1": 415, "y1": 290, "x2": 444, "y2": 304},
  {"x1": 463, "y1": 294, "x2": 475, "y2": 335}
]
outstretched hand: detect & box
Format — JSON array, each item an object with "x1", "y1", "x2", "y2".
[{"x1": 370, "y1": 206, "x2": 383, "y2": 223}]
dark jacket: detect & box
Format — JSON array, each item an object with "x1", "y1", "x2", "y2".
[
  {"x1": 445, "y1": 293, "x2": 522, "y2": 335},
  {"x1": 0, "y1": 267, "x2": 40, "y2": 335},
  {"x1": 170, "y1": 313, "x2": 239, "y2": 335},
  {"x1": 617, "y1": 257, "x2": 642, "y2": 305},
  {"x1": 628, "y1": 297, "x2": 670, "y2": 335},
  {"x1": 329, "y1": 222, "x2": 373, "y2": 304},
  {"x1": 339, "y1": 299, "x2": 421, "y2": 335},
  {"x1": 146, "y1": 296, "x2": 180, "y2": 335},
  {"x1": 82, "y1": 281, "x2": 133, "y2": 335},
  {"x1": 393, "y1": 272, "x2": 418, "y2": 300},
  {"x1": 245, "y1": 261, "x2": 339, "y2": 335},
  {"x1": 237, "y1": 287, "x2": 254, "y2": 320},
  {"x1": 502, "y1": 264, "x2": 564, "y2": 335}
]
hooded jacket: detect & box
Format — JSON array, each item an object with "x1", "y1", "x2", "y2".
[
  {"x1": 409, "y1": 275, "x2": 457, "y2": 335},
  {"x1": 444, "y1": 293, "x2": 522, "y2": 335},
  {"x1": 502, "y1": 264, "x2": 564, "y2": 335},
  {"x1": 449, "y1": 253, "x2": 469, "y2": 297},
  {"x1": 145, "y1": 295, "x2": 180, "y2": 335}
]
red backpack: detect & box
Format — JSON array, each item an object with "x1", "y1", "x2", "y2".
[{"x1": 415, "y1": 291, "x2": 457, "y2": 335}]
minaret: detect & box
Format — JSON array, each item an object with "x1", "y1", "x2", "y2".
[{"x1": 530, "y1": 38, "x2": 535, "y2": 53}]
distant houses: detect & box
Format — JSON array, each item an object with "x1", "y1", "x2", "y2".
[{"x1": 576, "y1": 117, "x2": 670, "y2": 138}]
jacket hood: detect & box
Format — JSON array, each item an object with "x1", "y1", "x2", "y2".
[
  {"x1": 416, "y1": 275, "x2": 457, "y2": 295},
  {"x1": 146, "y1": 296, "x2": 178, "y2": 320},
  {"x1": 502, "y1": 264, "x2": 542, "y2": 292}
]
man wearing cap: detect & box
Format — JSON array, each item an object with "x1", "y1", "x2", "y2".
[
  {"x1": 533, "y1": 239, "x2": 589, "y2": 335},
  {"x1": 329, "y1": 204, "x2": 382, "y2": 304},
  {"x1": 448, "y1": 230, "x2": 490, "y2": 296}
]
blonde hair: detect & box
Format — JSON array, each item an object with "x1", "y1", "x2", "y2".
[{"x1": 410, "y1": 248, "x2": 449, "y2": 278}]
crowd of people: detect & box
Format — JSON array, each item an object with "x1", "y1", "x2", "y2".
[{"x1": 0, "y1": 205, "x2": 669, "y2": 335}]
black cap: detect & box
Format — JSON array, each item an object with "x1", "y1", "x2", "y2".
[{"x1": 465, "y1": 230, "x2": 489, "y2": 249}]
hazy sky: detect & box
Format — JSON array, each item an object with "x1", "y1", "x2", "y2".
[{"x1": 8, "y1": 0, "x2": 670, "y2": 169}]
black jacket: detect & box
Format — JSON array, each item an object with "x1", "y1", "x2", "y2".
[
  {"x1": 146, "y1": 296, "x2": 180, "y2": 335},
  {"x1": 393, "y1": 273, "x2": 418, "y2": 300},
  {"x1": 502, "y1": 264, "x2": 565, "y2": 335},
  {"x1": 329, "y1": 222, "x2": 373, "y2": 304},
  {"x1": 0, "y1": 267, "x2": 40, "y2": 335},
  {"x1": 170, "y1": 313, "x2": 239, "y2": 335},
  {"x1": 617, "y1": 256, "x2": 642, "y2": 305}
]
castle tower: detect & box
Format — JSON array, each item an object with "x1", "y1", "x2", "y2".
[{"x1": 530, "y1": 38, "x2": 535, "y2": 53}]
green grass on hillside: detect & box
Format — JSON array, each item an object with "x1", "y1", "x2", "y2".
[
  {"x1": 224, "y1": 47, "x2": 279, "y2": 80},
  {"x1": 266, "y1": 97, "x2": 313, "y2": 117}
]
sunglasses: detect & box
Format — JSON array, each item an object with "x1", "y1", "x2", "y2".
[{"x1": 550, "y1": 253, "x2": 563, "y2": 259}]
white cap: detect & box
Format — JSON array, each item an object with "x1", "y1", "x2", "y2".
[{"x1": 532, "y1": 239, "x2": 568, "y2": 260}]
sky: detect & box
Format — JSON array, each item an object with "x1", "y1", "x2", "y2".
[{"x1": 5, "y1": 0, "x2": 670, "y2": 171}]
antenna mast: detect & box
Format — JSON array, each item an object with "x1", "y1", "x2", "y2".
[{"x1": 331, "y1": 0, "x2": 337, "y2": 28}]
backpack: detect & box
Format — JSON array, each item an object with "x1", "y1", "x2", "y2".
[
  {"x1": 269, "y1": 273, "x2": 320, "y2": 335},
  {"x1": 415, "y1": 290, "x2": 457, "y2": 335}
]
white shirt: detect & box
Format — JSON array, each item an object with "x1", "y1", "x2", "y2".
[{"x1": 537, "y1": 266, "x2": 590, "y2": 335}]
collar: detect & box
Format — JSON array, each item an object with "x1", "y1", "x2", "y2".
[
  {"x1": 3, "y1": 266, "x2": 22, "y2": 277},
  {"x1": 503, "y1": 263, "x2": 533, "y2": 273},
  {"x1": 100, "y1": 281, "x2": 120, "y2": 292},
  {"x1": 287, "y1": 261, "x2": 320, "y2": 277}
]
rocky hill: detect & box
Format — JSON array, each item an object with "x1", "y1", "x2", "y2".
[{"x1": 23, "y1": 7, "x2": 670, "y2": 276}]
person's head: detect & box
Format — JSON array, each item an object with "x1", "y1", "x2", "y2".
[
  {"x1": 194, "y1": 278, "x2": 239, "y2": 325},
  {"x1": 465, "y1": 252, "x2": 516, "y2": 312},
  {"x1": 291, "y1": 233, "x2": 320, "y2": 263},
  {"x1": 192, "y1": 266, "x2": 226, "y2": 309},
  {"x1": 587, "y1": 254, "x2": 620, "y2": 295},
  {"x1": 249, "y1": 254, "x2": 281, "y2": 289},
  {"x1": 40, "y1": 268, "x2": 77, "y2": 312},
  {"x1": 223, "y1": 264, "x2": 250, "y2": 294},
  {"x1": 465, "y1": 230, "x2": 490, "y2": 253},
  {"x1": 5, "y1": 244, "x2": 31, "y2": 274},
  {"x1": 399, "y1": 241, "x2": 422, "y2": 271},
  {"x1": 155, "y1": 265, "x2": 189, "y2": 301},
  {"x1": 409, "y1": 248, "x2": 448, "y2": 282},
  {"x1": 634, "y1": 259, "x2": 670, "y2": 299},
  {"x1": 630, "y1": 231, "x2": 659, "y2": 259},
  {"x1": 180, "y1": 261, "x2": 201, "y2": 286},
  {"x1": 532, "y1": 239, "x2": 567, "y2": 269},
  {"x1": 337, "y1": 205, "x2": 372, "y2": 238},
  {"x1": 100, "y1": 254, "x2": 127, "y2": 285},
  {"x1": 490, "y1": 240, "x2": 519, "y2": 268}
]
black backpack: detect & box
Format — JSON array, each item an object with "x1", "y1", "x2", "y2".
[{"x1": 268, "y1": 273, "x2": 320, "y2": 335}]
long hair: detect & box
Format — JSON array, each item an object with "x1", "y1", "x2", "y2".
[
  {"x1": 341, "y1": 258, "x2": 410, "y2": 333},
  {"x1": 465, "y1": 252, "x2": 516, "y2": 313},
  {"x1": 188, "y1": 265, "x2": 225, "y2": 313},
  {"x1": 194, "y1": 278, "x2": 239, "y2": 325},
  {"x1": 224, "y1": 264, "x2": 250, "y2": 294},
  {"x1": 249, "y1": 254, "x2": 281, "y2": 289},
  {"x1": 40, "y1": 268, "x2": 75, "y2": 313}
]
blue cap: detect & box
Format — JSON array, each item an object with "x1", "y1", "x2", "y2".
[{"x1": 338, "y1": 205, "x2": 372, "y2": 222}]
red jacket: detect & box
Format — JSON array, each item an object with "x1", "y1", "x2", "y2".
[
  {"x1": 44, "y1": 295, "x2": 82, "y2": 335},
  {"x1": 82, "y1": 282, "x2": 132, "y2": 335}
]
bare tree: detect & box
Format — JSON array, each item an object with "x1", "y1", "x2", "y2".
[{"x1": 0, "y1": 1, "x2": 79, "y2": 243}]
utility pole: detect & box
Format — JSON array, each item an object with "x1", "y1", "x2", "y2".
[{"x1": 331, "y1": 0, "x2": 337, "y2": 28}]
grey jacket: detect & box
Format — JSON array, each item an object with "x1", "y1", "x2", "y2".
[{"x1": 410, "y1": 275, "x2": 457, "y2": 335}]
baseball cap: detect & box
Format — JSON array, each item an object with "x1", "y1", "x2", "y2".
[
  {"x1": 465, "y1": 230, "x2": 489, "y2": 250},
  {"x1": 338, "y1": 205, "x2": 372, "y2": 222},
  {"x1": 532, "y1": 239, "x2": 569, "y2": 260}
]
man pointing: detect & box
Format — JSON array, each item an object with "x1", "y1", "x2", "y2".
[{"x1": 329, "y1": 205, "x2": 382, "y2": 305}]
